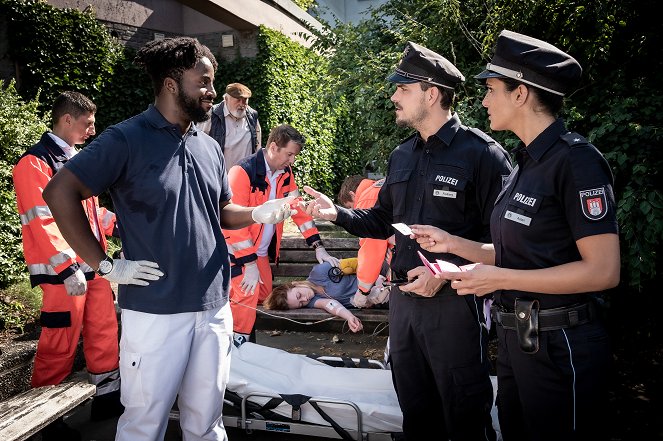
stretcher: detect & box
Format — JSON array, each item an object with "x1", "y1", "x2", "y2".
[{"x1": 220, "y1": 342, "x2": 501, "y2": 440}]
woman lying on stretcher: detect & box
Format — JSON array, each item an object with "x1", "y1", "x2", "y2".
[{"x1": 263, "y1": 261, "x2": 371, "y2": 333}]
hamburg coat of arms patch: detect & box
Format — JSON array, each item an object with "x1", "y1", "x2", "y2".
[{"x1": 579, "y1": 186, "x2": 608, "y2": 220}]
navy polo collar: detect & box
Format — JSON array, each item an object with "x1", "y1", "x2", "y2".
[{"x1": 144, "y1": 104, "x2": 201, "y2": 136}]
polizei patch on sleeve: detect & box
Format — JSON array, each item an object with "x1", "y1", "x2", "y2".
[{"x1": 579, "y1": 187, "x2": 608, "y2": 220}]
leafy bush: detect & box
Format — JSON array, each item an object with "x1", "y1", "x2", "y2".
[
  {"x1": 310, "y1": 0, "x2": 663, "y2": 290},
  {"x1": 0, "y1": 0, "x2": 122, "y2": 114},
  {"x1": 217, "y1": 27, "x2": 358, "y2": 195},
  {"x1": 0, "y1": 279, "x2": 41, "y2": 333},
  {"x1": 0, "y1": 80, "x2": 48, "y2": 288}
]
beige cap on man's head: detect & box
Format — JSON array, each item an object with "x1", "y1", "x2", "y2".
[{"x1": 225, "y1": 83, "x2": 252, "y2": 99}]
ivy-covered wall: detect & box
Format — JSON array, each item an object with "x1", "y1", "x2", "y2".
[
  {"x1": 215, "y1": 27, "x2": 359, "y2": 195},
  {"x1": 0, "y1": 1, "x2": 359, "y2": 286}
]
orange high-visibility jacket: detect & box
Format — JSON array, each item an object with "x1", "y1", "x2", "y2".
[
  {"x1": 13, "y1": 132, "x2": 117, "y2": 287},
  {"x1": 224, "y1": 149, "x2": 321, "y2": 275},
  {"x1": 354, "y1": 178, "x2": 393, "y2": 293}
]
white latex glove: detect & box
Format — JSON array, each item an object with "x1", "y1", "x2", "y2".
[
  {"x1": 350, "y1": 289, "x2": 370, "y2": 308},
  {"x1": 374, "y1": 274, "x2": 387, "y2": 289},
  {"x1": 64, "y1": 269, "x2": 87, "y2": 296},
  {"x1": 252, "y1": 196, "x2": 297, "y2": 224},
  {"x1": 367, "y1": 284, "x2": 390, "y2": 305},
  {"x1": 102, "y1": 259, "x2": 164, "y2": 286},
  {"x1": 315, "y1": 246, "x2": 340, "y2": 267},
  {"x1": 239, "y1": 262, "x2": 261, "y2": 295}
]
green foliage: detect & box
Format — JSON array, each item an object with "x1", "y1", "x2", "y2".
[
  {"x1": 588, "y1": 77, "x2": 663, "y2": 291},
  {"x1": 310, "y1": 0, "x2": 662, "y2": 290},
  {"x1": 0, "y1": 279, "x2": 41, "y2": 333},
  {"x1": 217, "y1": 27, "x2": 357, "y2": 194},
  {"x1": 0, "y1": 0, "x2": 122, "y2": 113},
  {"x1": 291, "y1": 0, "x2": 316, "y2": 11},
  {"x1": 0, "y1": 80, "x2": 49, "y2": 289},
  {"x1": 93, "y1": 46, "x2": 153, "y2": 134},
  {"x1": 0, "y1": 0, "x2": 660, "y2": 294}
]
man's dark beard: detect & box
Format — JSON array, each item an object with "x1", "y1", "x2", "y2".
[{"x1": 177, "y1": 85, "x2": 210, "y2": 123}]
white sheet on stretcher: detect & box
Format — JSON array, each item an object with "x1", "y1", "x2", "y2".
[{"x1": 228, "y1": 343, "x2": 501, "y2": 437}]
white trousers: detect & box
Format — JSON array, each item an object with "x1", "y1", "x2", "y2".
[{"x1": 115, "y1": 303, "x2": 233, "y2": 441}]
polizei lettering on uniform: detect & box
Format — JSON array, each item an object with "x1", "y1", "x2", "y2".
[
  {"x1": 579, "y1": 188, "x2": 604, "y2": 198},
  {"x1": 512, "y1": 192, "x2": 537, "y2": 207},
  {"x1": 435, "y1": 175, "x2": 458, "y2": 186}
]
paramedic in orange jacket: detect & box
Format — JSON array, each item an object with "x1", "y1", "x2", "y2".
[
  {"x1": 224, "y1": 124, "x2": 340, "y2": 343},
  {"x1": 337, "y1": 175, "x2": 393, "y2": 308},
  {"x1": 12, "y1": 92, "x2": 122, "y2": 436}
]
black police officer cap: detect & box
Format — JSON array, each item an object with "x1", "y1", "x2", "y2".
[
  {"x1": 387, "y1": 41, "x2": 465, "y2": 90},
  {"x1": 475, "y1": 30, "x2": 582, "y2": 96}
]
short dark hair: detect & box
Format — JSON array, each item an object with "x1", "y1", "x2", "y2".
[
  {"x1": 266, "y1": 124, "x2": 306, "y2": 150},
  {"x1": 52, "y1": 91, "x2": 96, "y2": 126},
  {"x1": 420, "y1": 82, "x2": 454, "y2": 110},
  {"x1": 337, "y1": 175, "x2": 365, "y2": 206},
  {"x1": 134, "y1": 37, "x2": 218, "y2": 96}
]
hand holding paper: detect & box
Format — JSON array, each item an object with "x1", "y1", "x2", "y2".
[
  {"x1": 410, "y1": 225, "x2": 454, "y2": 253},
  {"x1": 392, "y1": 223, "x2": 413, "y2": 236},
  {"x1": 417, "y1": 250, "x2": 477, "y2": 277},
  {"x1": 417, "y1": 251, "x2": 497, "y2": 297}
]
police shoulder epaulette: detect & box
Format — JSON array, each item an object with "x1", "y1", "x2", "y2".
[
  {"x1": 560, "y1": 132, "x2": 589, "y2": 147},
  {"x1": 467, "y1": 127, "x2": 494, "y2": 143}
]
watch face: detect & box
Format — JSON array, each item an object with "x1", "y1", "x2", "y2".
[{"x1": 98, "y1": 259, "x2": 113, "y2": 275}]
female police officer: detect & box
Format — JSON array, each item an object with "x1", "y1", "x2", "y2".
[{"x1": 410, "y1": 30, "x2": 619, "y2": 441}]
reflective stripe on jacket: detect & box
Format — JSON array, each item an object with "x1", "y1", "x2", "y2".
[
  {"x1": 223, "y1": 148, "x2": 320, "y2": 268},
  {"x1": 12, "y1": 132, "x2": 116, "y2": 287},
  {"x1": 355, "y1": 178, "x2": 393, "y2": 292}
]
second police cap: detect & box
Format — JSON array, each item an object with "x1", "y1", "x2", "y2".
[
  {"x1": 387, "y1": 41, "x2": 465, "y2": 89},
  {"x1": 475, "y1": 30, "x2": 582, "y2": 96}
]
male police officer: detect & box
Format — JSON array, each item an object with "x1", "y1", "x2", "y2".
[{"x1": 303, "y1": 42, "x2": 513, "y2": 440}]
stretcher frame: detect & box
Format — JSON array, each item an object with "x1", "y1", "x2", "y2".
[
  {"x1": 169, "y1": 353, "x2": 403, "y2": 441},
  {"x1": 221, "y1": 392, "x2": 397, "y2": 440}
]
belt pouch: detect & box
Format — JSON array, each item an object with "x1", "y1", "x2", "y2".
[{"x1": 515, "y1": 298, "x2": 539, "y2": 354}]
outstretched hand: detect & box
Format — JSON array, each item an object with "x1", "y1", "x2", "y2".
[
  {"x1": 410, "y1": 225, "x2": 454, "y2": 254},
  {"x1": 300, "y1": 186, "x2": 338, "y2": 221}
]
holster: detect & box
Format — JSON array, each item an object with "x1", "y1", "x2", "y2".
[{"x1": 515, "y1": 298, "x2": 540, "y2": 354}]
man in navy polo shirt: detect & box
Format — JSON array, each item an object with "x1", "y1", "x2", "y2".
[{"x1": 43, "y1": 37, "x2": 295, "y2": 441}]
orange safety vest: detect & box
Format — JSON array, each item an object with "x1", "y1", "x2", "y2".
[
  {"x1": 354, "y1": 178, "x2": 393, "y2": 293},
  {"x1": 13, "y1": 133, "x2": 116, "y2": 287},
  {"x1": 223, "y1": 149, "x2": 321, "y2": 276}
]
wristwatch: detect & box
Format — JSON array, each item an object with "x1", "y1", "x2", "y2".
[
  {"x1": 312, "y1": 241, "x2": 323, "y2": 250},
  {"x1": 96, "y1": 256, "x2": 114, "y2": 276}
]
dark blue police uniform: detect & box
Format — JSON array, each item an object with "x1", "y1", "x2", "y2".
[
  {"x1": 335, "y1": 41, "x2": 513, "y2": 441},
  {"x1": 476, "y1": 30, "x2": 619, "y2": 441}
]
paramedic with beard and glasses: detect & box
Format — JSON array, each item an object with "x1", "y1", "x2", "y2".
[
  {"x1": 301, "y1": 41, "x2": 513, "y2": 441},
  {"x1": 42, "y1": 37, "x2": 296, "y2": 441}
]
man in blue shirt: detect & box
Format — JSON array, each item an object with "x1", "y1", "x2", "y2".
[{"x1": 43, "y1": 37, "x2": 295, "y2": 441}]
